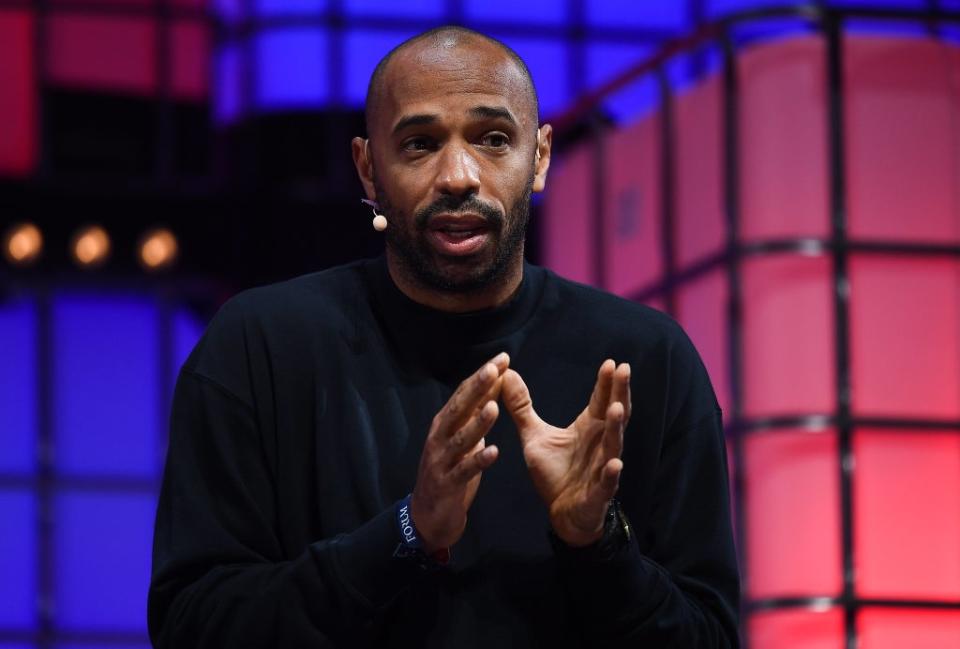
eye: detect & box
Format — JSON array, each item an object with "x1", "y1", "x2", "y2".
[
  {"x1": 402, "y1": 136, "x2": 436, "y2": 153},
  {"x1": 480, "y1": 132, "x2": 510, "y2": 149}
]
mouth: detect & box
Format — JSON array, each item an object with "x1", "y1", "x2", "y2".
[{"x1": 426, "y1": 213, "x2": 493, "y2": 256}]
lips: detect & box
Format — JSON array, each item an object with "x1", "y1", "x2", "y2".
[{"x1": 426, "y1": 213, "x2": 492, "y2": 256}]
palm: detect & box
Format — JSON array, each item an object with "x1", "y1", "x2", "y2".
[
  {"x1": 522, "y1": 414, "x2": 607, "y2": 523},
  {"x1": 503, "y1": 360, "x2": 632, "y2": 546}
]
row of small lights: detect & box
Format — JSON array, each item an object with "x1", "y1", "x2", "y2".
[{"x1": 3, "y1": 223, "x2": 179, "y2": 271}]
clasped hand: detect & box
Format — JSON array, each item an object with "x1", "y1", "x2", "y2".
[{"x1": 410, "y1": 353, "x2": 631, "y2": 552}]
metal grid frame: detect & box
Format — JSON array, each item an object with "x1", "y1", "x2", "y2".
[
  {"x1": 551, "y1": 4, "x2": 960, "y2": 648},
  {"x1": 0, "y1": 4, "x2": 720, "y2": 647},
  {"x1": 0, "y1": 0, "x2": 212, "y2": 184},
  {"x1": 0, "y1": 283, "x2": 181, "y2": 648},
  {"x1": 3, "y1": 1, "x2": 960, "y2": 647}
]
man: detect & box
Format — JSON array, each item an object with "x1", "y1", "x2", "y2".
[{"x1": 148, "y1": 26, "x2": 740, "y2": 648}]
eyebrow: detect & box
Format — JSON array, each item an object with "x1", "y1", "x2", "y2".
[
  {"x1": 390, "y1": 105, "x2": 520, "y2": 136},
  {"x1": 468, "y1": 105, "x2": 519, "y2": 126},
  {"x1": 391, "y1": 113, "x2": 438, "y2": 135}
]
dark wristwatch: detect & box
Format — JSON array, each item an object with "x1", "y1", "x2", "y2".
[{"x1": 548, "y1": 499, "x2": 632, "y2": 555}]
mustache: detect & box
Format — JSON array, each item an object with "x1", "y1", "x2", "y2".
[{"x1": 414, "y1": 196, "x2": 505, "y2": 230}]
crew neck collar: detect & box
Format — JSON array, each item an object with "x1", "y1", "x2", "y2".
[{"x1": 365, "y1": 254, "x2": 545, "y2": 348}]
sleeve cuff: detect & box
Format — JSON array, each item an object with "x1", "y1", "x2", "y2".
[{"x1": 326, "y1": 501, "x2": 443, "y2": 610}]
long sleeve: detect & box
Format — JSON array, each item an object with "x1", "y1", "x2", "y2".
[
  {"x1": 147, "y1": 369, "x2": 430, "y2": 648},
  {"x1": 551, "y1": 323, "x2": 741, "y2": 648},
  {"x1": 553, "y1": 407, "x2": 740, "y2": 647}
]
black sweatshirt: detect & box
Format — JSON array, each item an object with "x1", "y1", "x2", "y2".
[{"x1": 148, "y1": 256, "x2": 740, "y2": 648}]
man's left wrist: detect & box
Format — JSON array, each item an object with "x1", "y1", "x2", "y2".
[
  {"x1": 549, "y1": 500, "x2": 631, "y2": 554},
  {"x1": 551, "y1": 516, "x2": 606, "y2": 548}
]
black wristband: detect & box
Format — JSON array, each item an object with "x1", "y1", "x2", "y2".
[{"x1": 392, "y1": 494, "x2": 450, "y2": 570}]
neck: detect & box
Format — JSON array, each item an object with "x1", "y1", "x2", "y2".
[{"x1": 385, "y1": 251, "x2": 525, "y2": 313}]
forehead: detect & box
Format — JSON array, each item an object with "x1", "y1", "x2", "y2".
[{"x1": 376, "y1": 38, "x2": 535, "y2": 134}]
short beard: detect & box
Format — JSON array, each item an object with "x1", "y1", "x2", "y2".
[{"x1": 376, "y1": 177, "x2": 532, "y2": 295}]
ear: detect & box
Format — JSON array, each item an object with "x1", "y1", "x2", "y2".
[
  {"x1": 351, "y1": 137, "x2": 377, "y2": 201},
  {"x1": 532, "y1": 124, "x2": 552, "y2": 193}
]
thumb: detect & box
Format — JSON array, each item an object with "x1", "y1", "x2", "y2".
[{"x1": 501, "y1": 369, "x2": 543, "y2": 439}]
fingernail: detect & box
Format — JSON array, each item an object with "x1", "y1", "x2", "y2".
[{"x1": 492, "y1": 351, "x2": 509, "y2": 365}]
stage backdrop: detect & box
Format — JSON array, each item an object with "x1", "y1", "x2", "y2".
[{"x1": 545, "y1": 29, "x2": 960, "y2": 649}]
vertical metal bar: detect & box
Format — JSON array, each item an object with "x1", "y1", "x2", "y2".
[
  {"x1": 720, "y1": 24, "x2": 749, "y2": 648},
  {"x1": 824, "y1": 12, "x2": 857, "y2": 649},
  {"x1": 35, "y1": 287, "x2": 54, "y2": 649},
  {"x1": 656, "y1": 66, "x2": 677, "y2": 317}
]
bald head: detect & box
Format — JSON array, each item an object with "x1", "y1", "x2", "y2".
[{"x1": 364, "y1": 26, "x2": 539, "y2": 138}]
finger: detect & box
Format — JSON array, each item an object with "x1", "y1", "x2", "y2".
[
  {"x1": 446, "y1": 400, "x2": 499, "y2": 466},
  {"x1": 501, "y1": 369, "x2": 544, "y2": 442},
  {"x1": 599, "y1": 401, "x2": 625, "y2": 476},
  {"x1": 599, "y1": 457, "x2": 624, "y2": 500},
  {"x1": 587, "y1": 359, "x2": 616, "y2": 419},
  {"x1": 448, "y1": 443, "x2": 500, "y2": 485},
  {"x1": 611, "y1": 362, "x2": 632, "y2": 423},
  {"x1": 440, "y1": 353, "x2": 509, "y2": 434}
]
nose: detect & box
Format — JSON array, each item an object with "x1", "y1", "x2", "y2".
[{"x1": 435, "y1": 141, "x2": 481, "y2": 198}]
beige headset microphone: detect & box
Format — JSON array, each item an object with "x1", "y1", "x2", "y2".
[{"x1": 362, "y1": 139, "x2": 389, "y2": 231}]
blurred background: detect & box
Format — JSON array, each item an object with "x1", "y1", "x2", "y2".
[{"x1": 2, "y1": 0, "x2": 960, "y2": 647}]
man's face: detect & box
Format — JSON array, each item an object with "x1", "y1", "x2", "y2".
[{"x1": 364, "y1": 39, "x2": 543, "y2": 294}]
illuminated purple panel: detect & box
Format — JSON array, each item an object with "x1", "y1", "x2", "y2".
[
  {"x1": 343, "y1": 29, "x2": 418, "y2": 107},
  {"x1": 739, "y1": 36, "x2": 829, "y2": 242},
  {"x1": 214, "y1": 44, "x2": 243, "y2": 124},
  {"x1": 850, "y1": 257, "x2": 960, "y2": 419},
  {"x1": 489, "y1": 35, "x2": 568, "y2": 117},
  {"x1": 741, "y1": 255, "x2": 835, "y2": 417},
  {"x1": 586, "y1": 0, "x2": 687, "y2": 29},
  {"x1": 213, "y1": 0, "x2": 243, "y2": 23},
  {"x1": 602, "y1": 114, "x2": 663, "y2": 296},
  {"x1": 541, "y1": 143, "x2": 594, "y2": 285},
  {"x1": 53, "y1": 295, "x2": 158, "y2": 477},
  {"x1": 344, "y1": 0, "x2": 443, "y2": 17},
  {"x1": 676, "y1": 73, "x2": 725, "y2": 267},
  {"x1": 676, "y1": 270, "x2": 731, "y2": 416},
  {"x1": 845, "y1": 37, "x2": 960, "y2": 243},
  {"x1": 254, "y1": 28, "x2": 328, "y2": 109},
  {"x1": 0, "y1": 490, "x2": 36, "y2": 628},
  {"x1": 0, "y1": 644, "x2": 34, "y2": 649},
  {"x1": 255, "y1": 0, "x2": 325, "y2": 16},
  {"x1": 586, "y1": 42, "x2": 657, "y2": 123},
  {"x1": 0, "y1": 298, "x2": 35, "y2": 474},
  {"x1": 54, "y1": 491, "x2": 156, "y2": 631},
  {"x1": 464, "y1": 0, "x2": 567, "y2": 25}
]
